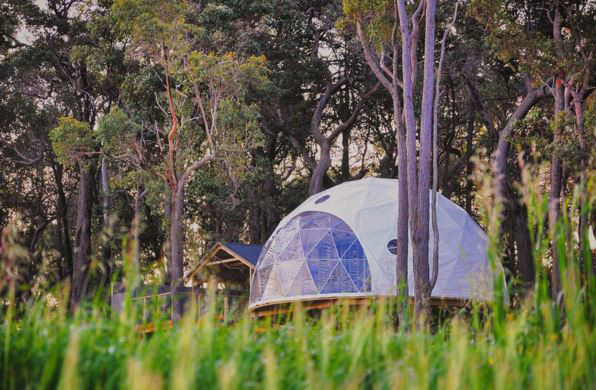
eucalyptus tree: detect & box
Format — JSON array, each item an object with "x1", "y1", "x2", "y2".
[
  {"x1": 111, "y1": 0, "x2": 268, "y2": 302},
  {"x1": 301, "y1": 3, "x2": 382, "y2": 195},
  {"x1": 471, "y1": 0, "x2": 595, "y2": 295},
  {"x1": 1, "y1": 0, "x2": 127, "y2": 308},
  {"x1": 344, "y1": 0, "x2": 454, "y2": 320}
]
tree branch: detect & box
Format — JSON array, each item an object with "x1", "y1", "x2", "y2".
[
  {"x1": 311, "y1": 78, "x2": 348, "y2": 144},
  {"x1": 356, "y1": 21, "x2": 394, "y2": 93},
  {"x1": 328, "y1": 81, "x2": 381, "y2": 142}
]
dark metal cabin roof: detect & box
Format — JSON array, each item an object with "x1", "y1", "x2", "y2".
[{"x1": 222, "y1": 242, "x2": 263, "y2": 265}]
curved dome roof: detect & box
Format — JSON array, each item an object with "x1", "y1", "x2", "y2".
[{"x1": 249, "y1": 178, "x2": 501, "y2": 309}]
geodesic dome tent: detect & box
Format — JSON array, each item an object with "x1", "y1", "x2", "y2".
[{"x1": 249, "y1": 178, "x2": 502, "y2": 310}]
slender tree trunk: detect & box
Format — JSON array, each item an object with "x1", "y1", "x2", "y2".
[
  {"x1": 396, "y1": 0, "x2": 422, "y2": 320},
  {"x1": 170, "y1": 186, "x2": 185, "y2": 283},
  {"x1": 354, "y1": 15, "x2": 408, "y2": 317},
  {"x1": 429, "y1": 0, "x2": 458, "y2": 295},
  {"x1": 341, "y1": 128, "x2": 351, "y2": 181},
  {"x1": 572, "y1": 90, "x2": 589, "y2": 281},
  {"x1": 549, "y1": 93, "x2": 563, "y2": 300},
  {"x1": 413, "y1": 0, "x2": 436, "y2": 321},
  {"x1": 465, "y1": 91, "x2": 476, "y2": 214},
  {"x1": 51, "y1": 161, "x2": 73, "y2": 282},
  {"x1": 394, "y1": 97, "x2": 409, "y2": 300},
  {"x1": 164, "y1": 187, "x2": 173, "y2": 285},
  {"x1": 101, "y1": 156, "x2": 111, "y2": 281},
  {"x1": 396, "y1": 2, "x2": 419, "y2": 300},
  {"x1": 170, "y1": 184, "x2": 185, "y2": 320},
  {"x1": 263, "y1": 164, "x2": 279, "y2": 240},
  {"x1": 308, "y1": 142, "x2": 331, "y2": 195},
  {"x1": 495, "y1": 85, "x2": 550, "y2": 209},
  {"x1": 513, "y1": 200, "x2": 535, "y2": 286},
  {"x1": 133, "y1": 185, "x2": 148, "y2": 272},
  {"x1": 71, "y1": 162, "x2": 94, "y2": 309},
  {"x1": 549, "y1": 2, "x2": 564, "y2": 301},
  {"x1": 248, "y1": 181, "x2": 261, "y2": 243}
]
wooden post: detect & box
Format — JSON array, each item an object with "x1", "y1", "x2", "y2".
[{"x1": 224, "y1": 295, "x2": 229, "y2": 322}]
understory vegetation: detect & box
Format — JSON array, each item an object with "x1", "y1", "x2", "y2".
[
  {"x1": 1, "y1": 287, "x2": 593, "y2": 390},
  {"x1": 2, "y1": 173, "x2": 594, "y2": 390}
]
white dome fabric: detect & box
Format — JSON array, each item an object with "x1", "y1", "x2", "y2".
[{"x1": 249, "y1": 178, "x2": 500, "y2": 309}]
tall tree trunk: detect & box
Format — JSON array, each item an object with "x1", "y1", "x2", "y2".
[
  {"x1": 71, "y1": 162, "x2": 94, "y2": 309},
  {"x1": 465, "y1": 89, "x2": 476, "y2": 214},
  {"x1": 51, "y1": 160, "x2": 73, "y2": 282},
  {"x1": 164, "y1": 187, "x2": 173, "y2": 285},
  {"x1": 572, "y1": 89, "x2": 589, "y2": 281},
  {"x1": 170, "y1": 184, "x2": 185, "y2": 320},
  {"x1": 133, "y1": 185, "x2": 148, "y2": 273},
  {"x1": 396, "y1": 2, "x2": 420, "y2": 313},
  {"x1": 355, "y1": 16, "x2": 409, "y2": 314},
  {"x1": 413, "y1": 0, "x2": 436, "y2": 321},
  {"x1": 263, "y1": 164, "x2": 279, "y2": 241},
  {"x1": 549, "y1": 2, "x2": 564, "y2": 301},
  {"x1": 101, "y1": 156, "x2": 111, "y2": 282},
  {"x1": 394, "y1": 99, "x2": 409, "y2": 301}
]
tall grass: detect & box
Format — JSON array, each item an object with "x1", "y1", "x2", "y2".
[{"x1": 0, "y1": 172, "x2": 594, "y2": 390}]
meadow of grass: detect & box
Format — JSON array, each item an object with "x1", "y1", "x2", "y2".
[{"x1": 1, "y1": 172, "x2": 594, "y2": 390}]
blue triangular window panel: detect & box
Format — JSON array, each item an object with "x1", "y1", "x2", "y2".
[
  {"x1": 320, "y1": 262, "x2": 357, "y2": 293},
  {"x1": 277, "y1": 232, "x2": 304, "y2": 262},
  {"x1": 341, "y1": 240, "x2": 366, "y2": 260},
  {"x1": 331, "y1": 219, "x2": 352, "y2": 232},
  {"x1": 256, "y1": 265, "x2": 274, "y2": 298},
  {"x1": 302, "y1": 213, "x2": 330, "y2": 229},
  {"x1": 331, "y1": 230, "x2": 356, "y2": 258},
  {"x1": 306, "y1": 232, "x2": 339, "y2": 260},
  {"x1": 300, "y1": 229, "x2": 327, "y2": 257},
  {"x1": 306, "y1": 259, "x2": 340, "y2": 290},
  {"x1": 286, "y1": 263, "x2": 318, "y2": 296},
  {"x1": 362, "y1": 275, "x2": 372, "y2": 292},
  {"x1": 342, "y1": 259, "x2": 369, "y2": 292},
  {"x1": 298, "y1": 211, "x2": 317, "y2": 228}
]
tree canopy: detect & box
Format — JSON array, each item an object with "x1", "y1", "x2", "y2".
[{"x1": 0, "y1": 0, "x2": 593, "y2": 313}]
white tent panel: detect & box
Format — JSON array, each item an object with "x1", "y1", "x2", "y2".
[{"x1": 249, "y1": 178, "x2": 504, "y2": 309}]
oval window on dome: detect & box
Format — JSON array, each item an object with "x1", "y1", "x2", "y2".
[
  {"x1": 314, "y1": 194, "x2": 330, "y2": 204},
  {"x1": 387, "y1": 239, "x2": 398, "y2": 255},
  {"x1": 250, "y1": 211, "x2": 371, "y2": 305}
]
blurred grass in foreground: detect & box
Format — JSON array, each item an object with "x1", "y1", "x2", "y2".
[{"x1": 0, "y1": 173, "x2": 594, "y2": 390}]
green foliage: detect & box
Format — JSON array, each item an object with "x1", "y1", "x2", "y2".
[
  {"x1": 111, "y1": 0, "x2": 190, "y2": 63},
  {"x1": 97, "y1": 108, "x2": 142, "y2": 157},
  {"x1": 49, "y1": 117, "x2": 96, "y2": 167},
  {"x1": 340, "y1": 0, "x2": 394, "y2": 47},
  {"x1": 469, "y1": 0, "x2": 596, "y2": 82},
  {"x1": 186, "y1": 51, "x2": 269, "y2": 98}
]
